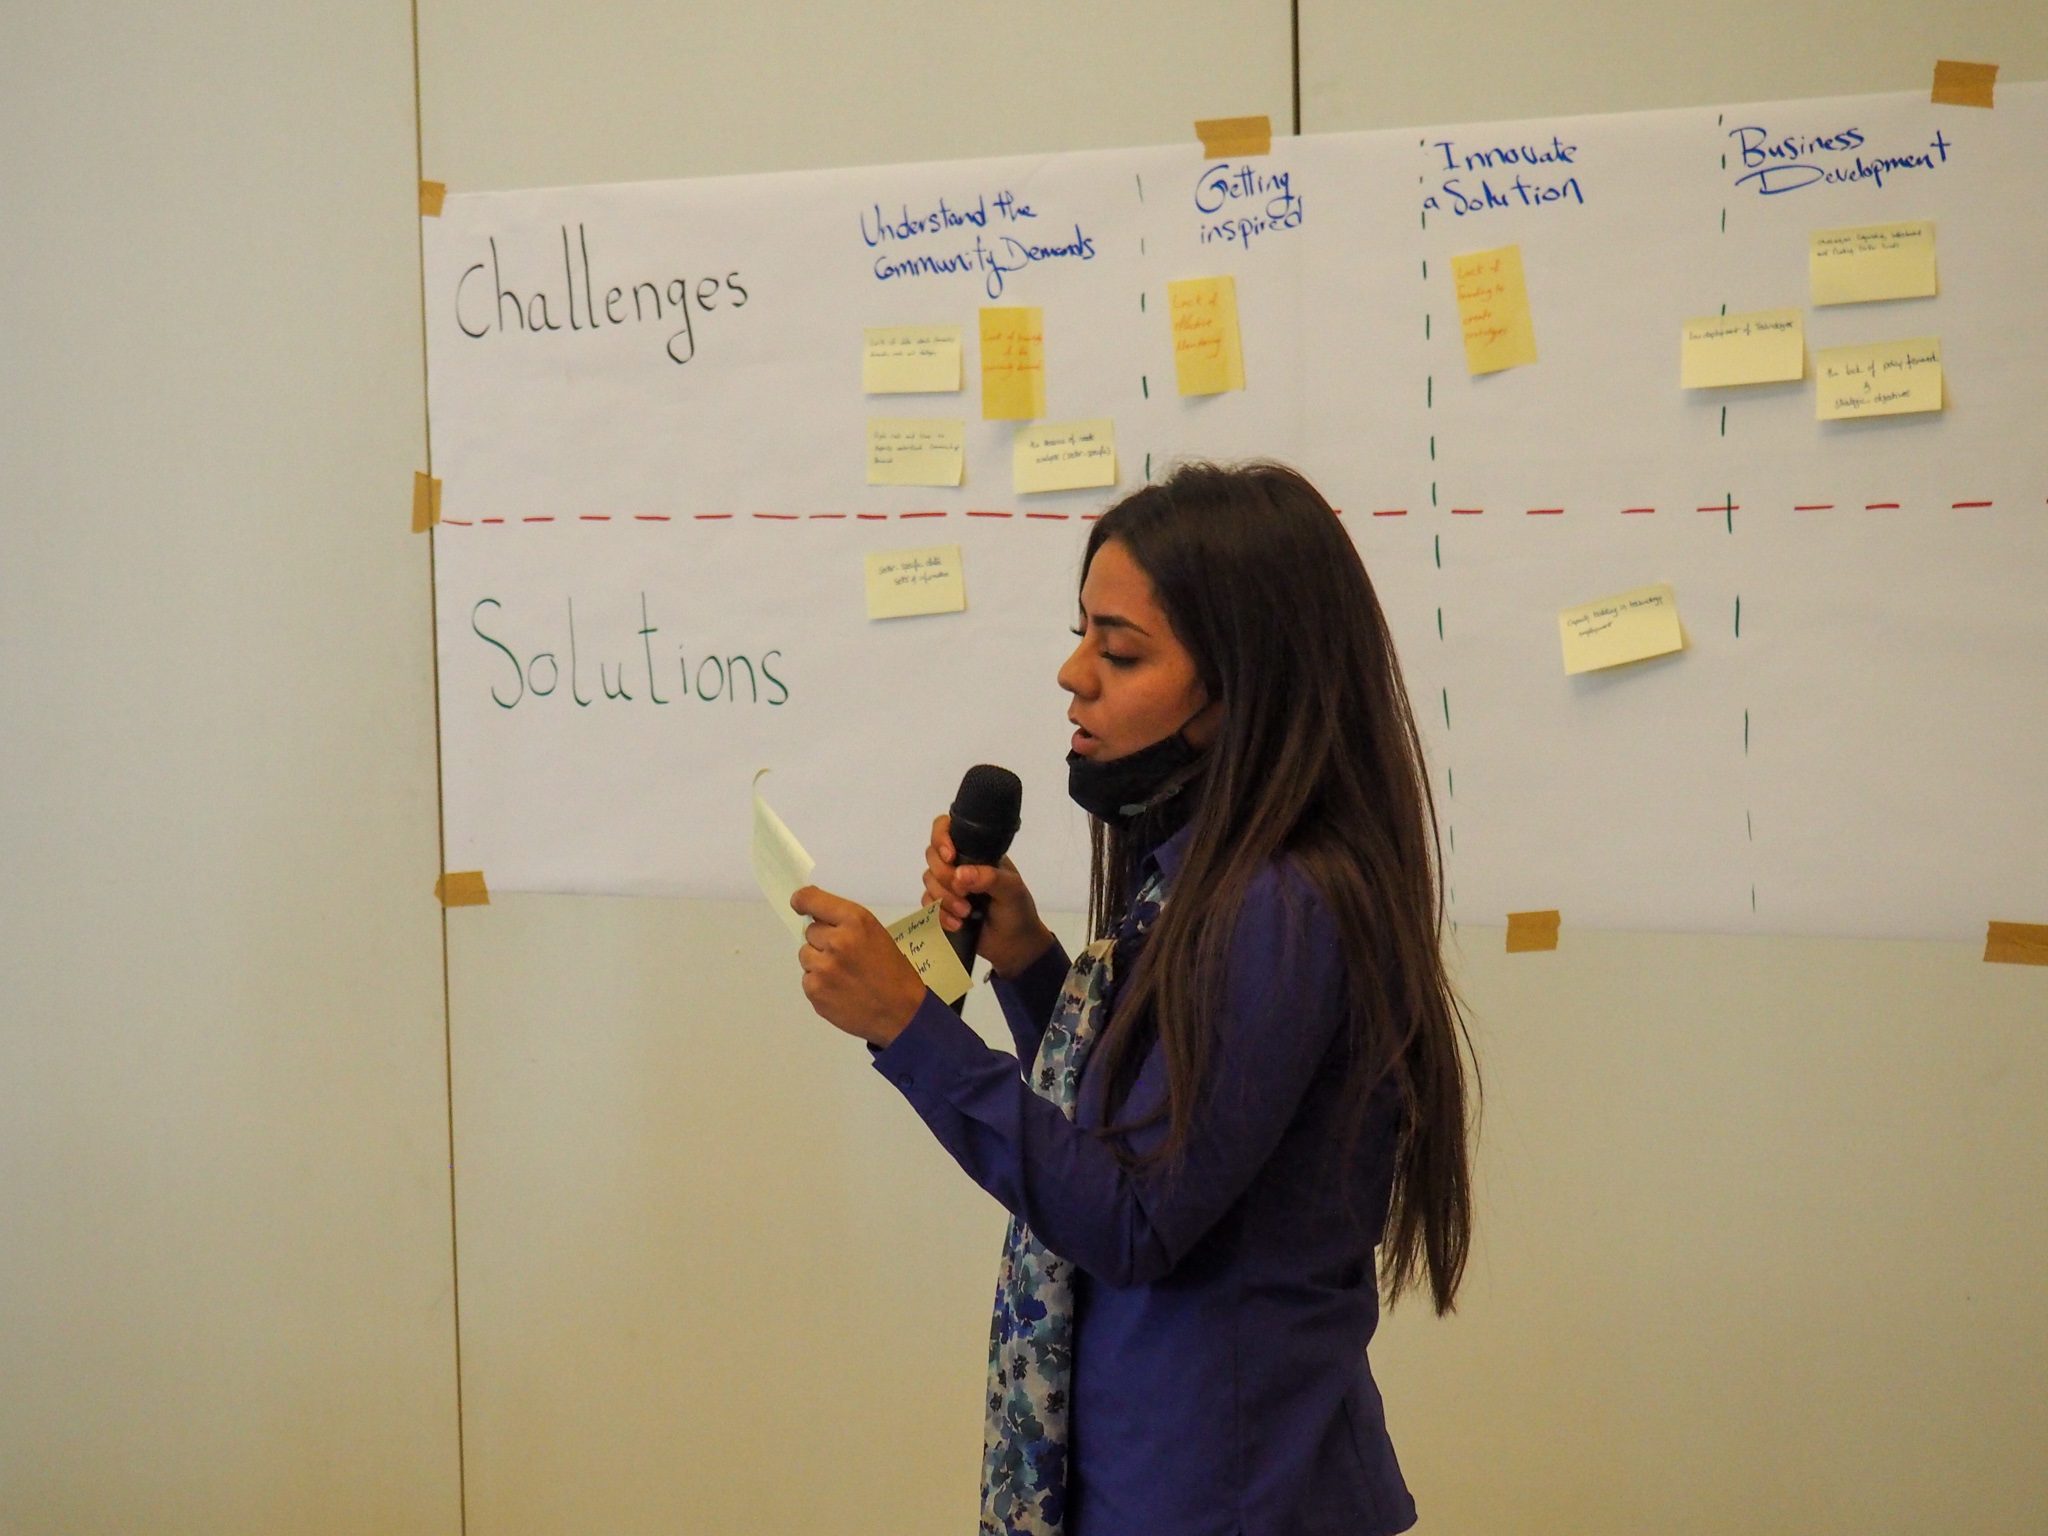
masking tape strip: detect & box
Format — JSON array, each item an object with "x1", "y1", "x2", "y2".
[
  {"x1": 1931, "y1": 60, "x2": 1996, "y2": 108},
  {"x1": 1984, "y1": 920, "x2": 2048, "y2": 966},
  {"x1": 419, "y1": 180, "x2": 447, "y2": 217},
  {"x1": 1505, "y1": 909, "x2": 1561, "y2": 953},
  {"x1": 1195, "y1": 115, "x2": 1272, "y2": 157},
  {"x1": 436, "y1": 871, "x2": 490, "y2": 907},
  {"x1": 412, "y1": 471, "x2": 442, "y2": 533}
]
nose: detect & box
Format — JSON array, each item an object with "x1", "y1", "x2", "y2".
[{"x1": 1057, "y1": 633, "x2": 1093, "y2": 698}]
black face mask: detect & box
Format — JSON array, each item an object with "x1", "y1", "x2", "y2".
[{"x1": 1067, "y1": 719, "x2": 1206, "y2": 825}]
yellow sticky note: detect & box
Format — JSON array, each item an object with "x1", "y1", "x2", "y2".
[
  {"x1": 1815, "y1": 338, "x2": 1942, "y2": 421},
  {"x1": 1013, "y1": 419, "x2": 1117, "y2": 495},
  {"x1": 1559, "y1": 583, "x2": 1684, "y2": 675},
  {"x1": 863, "y1": 325, "x2": 962, "y2": 393},
  {"x1": 1932, "y1": 60, "x2": 1996, "y2": 108},
  {"x1": 1451, "y1": 246, "x2": 1537, "y2": 375},
  {"x1": 980, "y1": 307, "x2": 1045, "y2": 420},
  {"x1": 1167, "y1": 276, "x2": 1246, "y2": 396},
  {"x1": 866, "y1": 419, "x2": 965, "y2": 487},
  {"x1": 1810, "y1": 222, "x2": 1937, "y2": 306},
  {"x1": 751, "y1": 770, "x2": 815, "y2": 942},
  {"x1": 1680, "y1": 309, "x2": 1804, "y2": 388},
  {"x1": 886, "y1": 902, "x2": 974, "y2": 1003},
  {"x1": 864, "y1": 545, "x2": 967, "y2": 620}
]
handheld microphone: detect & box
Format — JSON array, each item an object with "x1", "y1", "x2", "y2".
[{"x1": 945, "y1": 765, "x2": 1023, "y2": 1002}]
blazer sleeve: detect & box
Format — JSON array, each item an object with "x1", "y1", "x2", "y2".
[{"x1": 871, "y1": 865, "x2": 1347, "y2": 1287}]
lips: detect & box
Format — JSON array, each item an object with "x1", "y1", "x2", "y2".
[{"x1": 1069, "y1": 720, "x2": 1098, "y2": 756}]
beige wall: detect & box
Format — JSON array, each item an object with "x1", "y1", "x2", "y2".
[
  {"x1": 0, "y1": 3, "x2": 459, "y2": 1533},
  {"x1": 4, "y1": 1, "x2": 2043, "y2": 1532}
]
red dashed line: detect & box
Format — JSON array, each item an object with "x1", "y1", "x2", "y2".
[
  {"x1": 523, "y1": 516, "x2": 554, "y2": 522},
  {"x1": 1621, "y1": 507, "x2": 1654, "y2": 515},
  {"x1": 1697, "y1": 504, "x2": 1740, "y2": 512},
  {"x1": 481, "y1": 518, "x2": 505, "y2": 524},
  {"x1": 443, "y1": 519, "x2": 472, "y2": 525},
  {"x1": 900, "y1": 511, "x2": 946, "y2": 518},
  {"x1": 808, "y1": 513, "x2": 845, "y2": 520},
  {"x1": 694, "y1": 513, "x2": 732, "y2": 521},
  {"x1": 580, "y1": 515, "x2": 611, "y2": 521},
  {"x1": 967, "y1": 510, "x2": 1013, "y2": 518},
  {"x1": 1025, "y1": 512, "x2": 1069, "y2": 520},
  {"x1": 856, "y1": 513, "x2": 888, "y2": 521},
  {"x1": 1953, "y1": 500, "x2": 1992, "y2": 509},
  {"x1": 1451, "y1": 508, "x2": 1484, "y2": 515},
  {"x1": 1082, "y1": 513, "x2": 1102, "y2": 520},
  {"x1": 1794, "y1": 504, "x2": 1833, "y2": 511},
  {"x1": 1866, "y1": 503, "x2": 1899, "y2": 509},
  {"x1": 1372, "y1": 509, "x2": 1407, "y2": 517},
  {"x1": 1527, "y1": 508, "x2": 1563, "y2": 516},
  {"x1": 634, "y1": 514, "x2": 670, "y2": 521},
  {"x1": 754, "y1": 513, "x2": 798, "y2": 520}
]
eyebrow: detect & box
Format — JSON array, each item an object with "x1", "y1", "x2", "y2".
[{"x1": 1082, "y1": 610, "x2": 1151, "y2": 637}]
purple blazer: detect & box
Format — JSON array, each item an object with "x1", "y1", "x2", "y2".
[{"x1": 873, "y1": 826, "x2": 1417, "y2": 1536}]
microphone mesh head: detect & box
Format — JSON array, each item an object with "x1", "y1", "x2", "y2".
[{"x1": 950, "y1": 764, "x2": 1023, "y2": 863}]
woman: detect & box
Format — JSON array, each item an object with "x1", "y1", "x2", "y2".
[{"x1": 793, "y1": 461, "x2": 1473, "y2": 1536}]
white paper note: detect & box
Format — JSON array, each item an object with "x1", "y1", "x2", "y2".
[{"x1": 751, "y1": 769, "x2": 815, "y2": 940}]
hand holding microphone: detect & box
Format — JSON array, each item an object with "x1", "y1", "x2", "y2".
[{"x1": 925, "y1": 765, "x2": 1055, "y2": 983}]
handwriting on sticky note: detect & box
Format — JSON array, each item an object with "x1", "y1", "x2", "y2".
[
  {"x1": 980, "y1": 307, "x2": 1045, "y2": 419},
  {"x1": 1559, "y1": 584, "x2": 1684, "y2": 675},
  {"x1": 1167, "y1": 276, "x2": 1246, "y2": 396},
  {"x1": 886, "y1": 902, "x2": 974, "y2": 1003},
  {"x1": 1013, "y1": 419, "x2": 1117, "y2": 495},
  {"x1": 1810, "y1": 222, "x2": 1937, "y2": 306},
  {"x1": 864, "y1": 544, "x2": 967, "y2": 620},
  {"x1": 1450, "y1": 246, "x2": 1537, "y2": 375},
  {"x1": 1815, "y1": 338, "x2": 1942, "y2": 421},
  {"x1": 864, "y1": 325, "x2": 962, "y2": 393},
  {"x1": 867, "y1": 419, "x2": 965, "y2": 487},
  {"x1": 751, "y1": 770, "x2": 815, "y2": 941},
  {"x1": 1680, "y1": 309, "x2": 1804, "y2": 388}
]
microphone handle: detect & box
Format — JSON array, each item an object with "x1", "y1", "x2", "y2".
[{"x1": 946, "y1": 893, "x2": 992, "y2": 1013}]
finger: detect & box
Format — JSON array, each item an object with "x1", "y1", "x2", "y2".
[
  {"x1": 791, "y1": 885, "x2": 864, "y2": 927},
  {"x1": 932, "y1": 814, "x2": 955, "y2": 866},
  {"x1": 925, "y1": 844, "x2": 962, "y2": 893},
  {"x1": 924, "y1": 873, "x2": 966, "y2": 920}
]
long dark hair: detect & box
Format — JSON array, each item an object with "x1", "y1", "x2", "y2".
[{"x1": 1084, "y1": 461, "x2": 1474, "y2": 1314}]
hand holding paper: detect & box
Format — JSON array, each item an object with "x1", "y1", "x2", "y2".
[{"x1": 793, "y1": 886, "x2": 931, "y2": 1046}]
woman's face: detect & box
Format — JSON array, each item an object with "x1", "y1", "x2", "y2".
[{"x1": 1058, "y1": 538, "x2": 1218, "y2": 760}]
